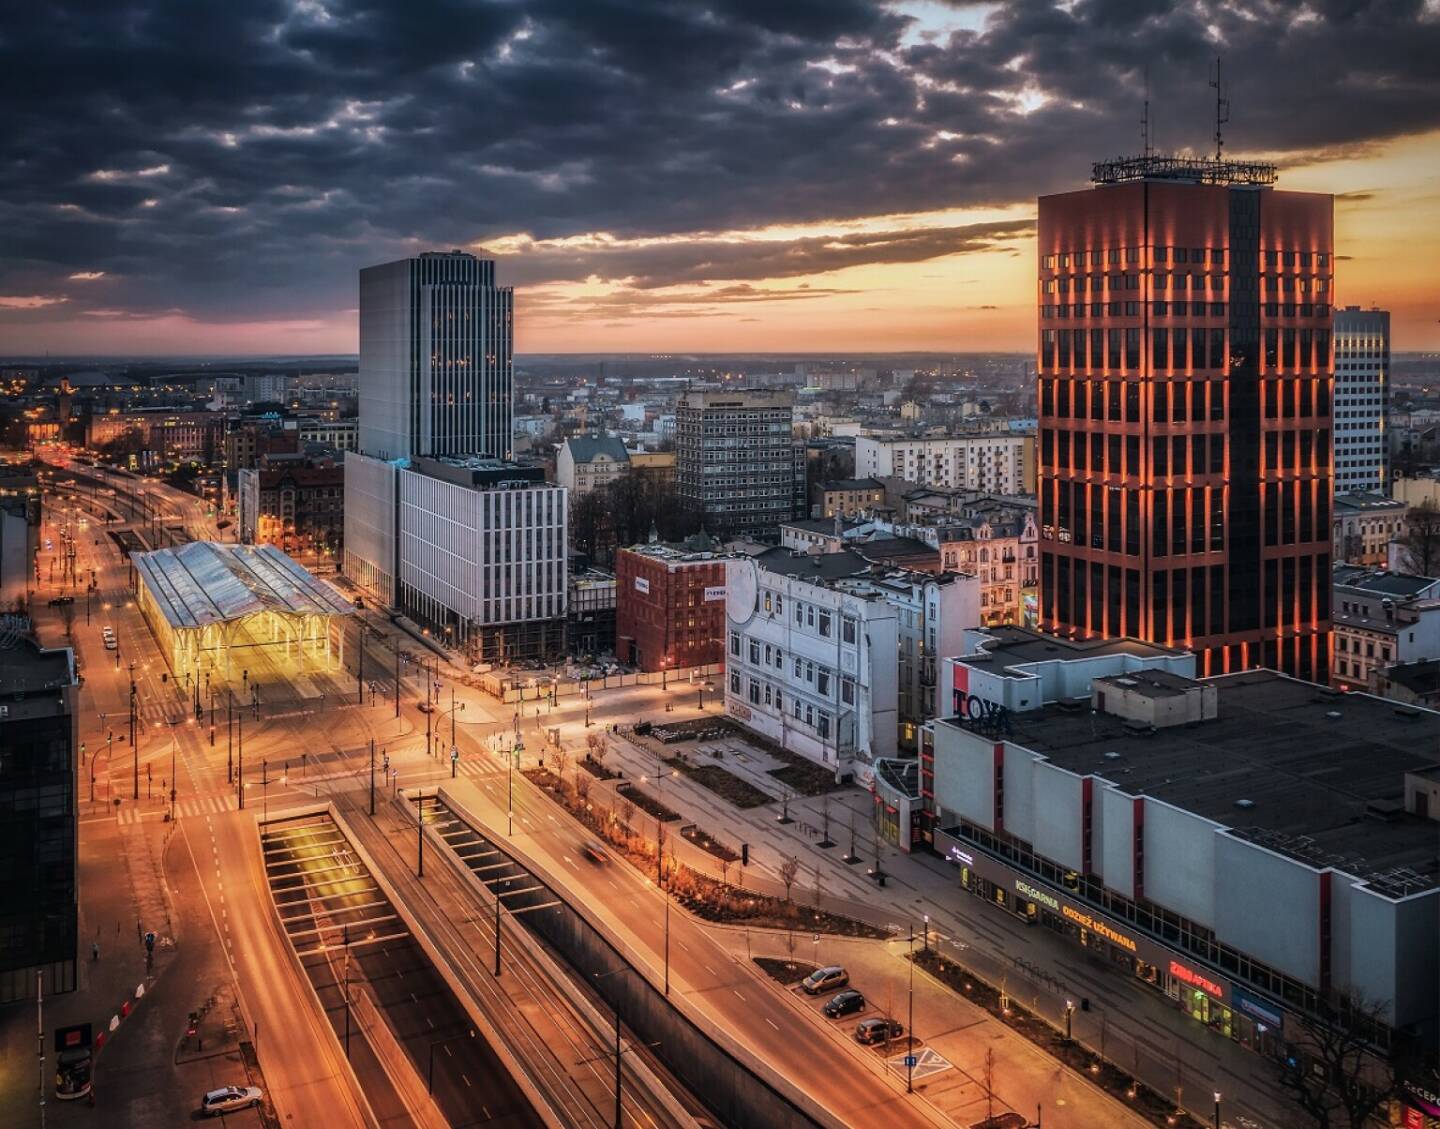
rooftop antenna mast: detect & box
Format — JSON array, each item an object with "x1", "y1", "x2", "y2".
[
  {"x1": 1141, "y1": 67, "x2": 1152, "y2": 158},
  {"x1": 1209, "y1": 56, "x2": 1229, "y2": 160}
]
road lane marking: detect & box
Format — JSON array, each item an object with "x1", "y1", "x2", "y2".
[
  {"x1": 733, "y1": 990, "x2": 745, "y2": 1002},
  {"x1": 765, "y1": 1018, "x2": 779, "y2": 1030}
]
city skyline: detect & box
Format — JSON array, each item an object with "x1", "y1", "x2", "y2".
[{"x1": 3, "y1": 1, "x2": 1439, "y2": 356}]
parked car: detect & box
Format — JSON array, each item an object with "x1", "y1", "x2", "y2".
[
  {"x1": 200, "y1": 1085, "x2": 262, "y2": 1115},
  {"x1": 855, "y1": 1017, "x2": 904, "y2": 1045},
  {"x1": 104, "y1": 638, "x2": 118, "y2": 650},
  {"x1": 822, "y1": 989, "x2": 865, "y2": 1019},
  {"x1": 801, "y1": 966, "x2": 848, "y2": 995}
]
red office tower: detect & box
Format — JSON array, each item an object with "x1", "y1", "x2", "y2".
[{"x1": 1037, "y1": 157, "x2": 1333, "y2": 681}]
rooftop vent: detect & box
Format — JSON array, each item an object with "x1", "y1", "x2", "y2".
[
  {"x1": 1235, "y1": 799, "x2": 1256, "y2": 810},
  {"x1": 1115, "y1": 677, "x2": 1138, "y2": 687},
  {"x1": 1326, "y1": 710, "x2": 1343, "y2": 720},
  {"x1": 1104, "y1": 751, "x2": 1121, "y2": 760}
]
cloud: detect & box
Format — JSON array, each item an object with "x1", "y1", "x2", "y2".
[
  {"x1": 0, "y1": 295, "x2": 68, "y2": 309},
  {"x1": 0, "y1": 0, "x2": 1436, "y2": 340},
  {"x1": 68, "y1": 271, "x2": 107, "y2": 280}
]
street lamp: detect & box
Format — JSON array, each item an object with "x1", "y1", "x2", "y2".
[
  {"x1": 1064, "y1": 999, "x2": 1075, "y2": 1041},
  {"x1": 1213, "y1": 1091, "x2": 1221, "y2": 1129},
  {"x1": 507, "y1": 736, "x2": 524, "y2": 837},
  {"x1": 698, "y1": 679, "x2": 714, "y2": 711}
]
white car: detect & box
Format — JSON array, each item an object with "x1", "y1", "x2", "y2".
[{"x1": 201, "y1": 1085, "x2": 262, "y2": 1115}]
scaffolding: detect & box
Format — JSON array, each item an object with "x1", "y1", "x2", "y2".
[
  {"x1": 1091, "y1": 154, "x2": 1278, "y2": 187},
  {"x1": 131, "y1": 541, "x2": 355, "y2": 683}
]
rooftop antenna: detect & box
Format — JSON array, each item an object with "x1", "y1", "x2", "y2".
[
  {"x1": 1209, "y1": 56, "x2": 1229, "y2": 160},
  {"x1": 1141, "y1": 67, "x2": 1152, "y2": 158}
]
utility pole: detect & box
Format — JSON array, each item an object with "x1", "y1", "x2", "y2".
[
  {"x1": 226, "y1": 689, "x2": 233, "y2": 784},
  {"x1": 237, "y1": 716, "x2": 244, "y2": 810},
  {"x1": 417, "y1": 797, "x2": 424, "y2": 878},
  {"x1": 393, "y1": 639, "x2": 401, "y2": 718},
  {"x1": 129, "y1": 662, "x2": 138, "y2": 799},
  {"x1": 907, "y1": 923, "x2": 915, "y2": 1094},
  {"x1": 356, "y1": 623, "x2": 365, "y2": 705},
  {"x1": 37, "y1": 970, "x2": 46, "y2": 1129},
  {"x1": 369, "y1": 739, "x2": 375, "y2": 816}
]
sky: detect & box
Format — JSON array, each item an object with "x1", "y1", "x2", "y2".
[{"x1": 2, "y1": 0, "x2": 1438, "y2": 357}]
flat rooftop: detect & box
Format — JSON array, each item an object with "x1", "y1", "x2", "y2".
[
  {"x1": 1092, "y1": 668, "x2": 1200, "y2": 699},
  {"x1": 946, "y1": 669, "x2": 1440, "y2": 897},
  {"x1": 0, "y1": 635, "x2": 75, "y2": 697},
  {"x1": 961, "y1": 625, "x2": 1188, "y2": 675}
]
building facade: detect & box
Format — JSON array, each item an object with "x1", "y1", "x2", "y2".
[
  {"x1": 1333, "y1": 306, "x2": 1389, "y2": 495},
  {"x1": 929, "y1": 662, "x2": 1440, "y2": 1058},
  {"x1": 818, "y1": 478, "x2": 886, "y2": 519},
  {"x1": 855, "y1": 434, "x2": 1034, "y2": 496},
  {"x1": 1332, "y1": 491, "x2": 1407, "y2": 566},
  {"x1": 723, "y1": 553, "x2": 897, "y2": 783},
  {"x1": 358, "y1": 251, "x2": 513, "y2": 462},
  {"x1": 568, "y1": 570, "x2": 617, "y2": 657},
  {"x1": 0, "y1": 637, "x2": 79, "y2": 1002},
  {"x1": 615, "y1": 541, "x2": 729, "y2": 672},
  {"x1": 557, "y1": 434, "x2": 630, "y2": 498},
  {"x1": 236, "y1": 457, "x2": 345, "y2": 570},
  {"x1": 1037, "y1": 156, "x2": 1334, "y2": 682},
  {"x1": 396, "y1": 457, "x2": 567, "y2": 661},
  {"x1": 676, "y1": 389, "x2": 802, "y2": 540},
  {"x1": 1331, "y1": 566, "x2": 1440, "y2": 692}
]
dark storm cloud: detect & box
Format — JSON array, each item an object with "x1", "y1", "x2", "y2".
[{"x1": 2, "y1": 0, "x2": 1438, "y2": 326}]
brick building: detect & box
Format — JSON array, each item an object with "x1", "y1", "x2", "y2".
[
  {"x1": 237, "y1": 455, "x2": 345, "y2": 571},
  {"x1": 615, "y1": 536, "x2": 729, "y2": 672}
]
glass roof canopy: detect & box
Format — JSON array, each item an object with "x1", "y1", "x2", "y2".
[{"x1": 131, "y1": 541, "x2": 356, "y2": 630}]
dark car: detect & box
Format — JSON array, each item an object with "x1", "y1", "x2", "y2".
[
  {"x1": 822, "y1": 989, "x2": 865, "y2": 1019},
  {"x1": 855, "y1": 1017, "x2": 904, "y2": 1045},
  {"x1": 581, "y1": 842, "x2": 610, "y2": 865}
]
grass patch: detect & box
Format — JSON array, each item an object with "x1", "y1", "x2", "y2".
[
  {"x1": 672, "y1": 758, "x2": 774, "y2": 809},
  {"x1": 616, "y1": 782, "x2": 681, "y2": 822},
  {"x1": 680, "y1": 823, "x2": 740, "y2": 863}
]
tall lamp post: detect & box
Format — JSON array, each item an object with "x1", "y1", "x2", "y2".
[{"x1": 508, "y1": 736, "x2": 524, "y2": 837}]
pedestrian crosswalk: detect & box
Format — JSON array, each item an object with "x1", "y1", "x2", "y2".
[{"x1": 115, "y1": 793, "x2": 238, "y2": 825}]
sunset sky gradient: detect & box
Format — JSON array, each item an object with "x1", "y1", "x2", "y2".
[{"x1": 3, "y1": 0, "x2": 1437, "y2": 356}]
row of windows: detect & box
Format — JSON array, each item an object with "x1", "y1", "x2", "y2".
[
  {"x1": 1041, "y1": 248, "x2": 1329, "y2": 269},
  {"x1": 728, "y1": 672, "x2": 836, "y2": 739}
]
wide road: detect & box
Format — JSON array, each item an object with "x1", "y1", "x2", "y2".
[{"x1": 435, "y1": 774, "x2": 953, "y2": 1129}]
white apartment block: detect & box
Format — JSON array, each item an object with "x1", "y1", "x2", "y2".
[
  {"x1": 724, "y1": 555, "x2": 898, "y2": 784},
  {"x1": 1334, "y1": 306, "x2": 1389, "y2": 494},
  {"x1": 1332, "y1": 566, "x2": 1440, "y2": 692},
  {"x1": 855, "y1": 433, "x2": 1034, "y2": 495}
]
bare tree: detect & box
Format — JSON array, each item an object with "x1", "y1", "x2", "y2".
[
  {"x1": 1274, "y1": 989, "x2": 1401, "y2": 1129},
  {"x1": 574, "y1": 773, "x2": 591, "y2": 804},
  {"x1": 618, "y1": 796, "x2": 635, "y2": 835},
  {"x1": 553, "y1": 748, "x2": 569, "y2": 791},
  {"x1": 779, "y1": 855, "x2": 800, "y2": 903},
  {"x1": 1397, "y1": 500, "x2": 1440, "y2": 577}
]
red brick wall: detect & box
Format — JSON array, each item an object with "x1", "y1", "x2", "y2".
[{"x1": 615, "y1": 549, "x2": 728, "y2": 672}]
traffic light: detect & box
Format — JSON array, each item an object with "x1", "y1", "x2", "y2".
[{"x1": 741, "y1": 843, "x2": 749, "y2": 867}]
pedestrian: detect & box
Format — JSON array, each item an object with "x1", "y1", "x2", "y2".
[{"x1": 91, "y1": 941, "x2": 99, "y2": 961}]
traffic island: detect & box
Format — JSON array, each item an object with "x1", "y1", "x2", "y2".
[
  {"x1": 752, "y1": 957, "x2": 818, "y2": 986},
  {"x1": 910, "y1": 950, "x2": 1207, "y2": 1129}
]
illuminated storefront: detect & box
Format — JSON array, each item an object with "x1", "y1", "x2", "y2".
[{"x1": 935, "y1": 829, "x2": 1287, "y2": 1056}]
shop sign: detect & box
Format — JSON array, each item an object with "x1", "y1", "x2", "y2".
[
  {"x1": 727, "y1": 701, "x2": 752, "y2": 722},
  {"x1": 703, "y1": 585, "x2": 726, "y2": 602},
  {"x1": 1015, "y1": 879, "x2": 1060, "y2": 912},
  {"x1": 1168, "y1": 959, "x2": 1227, "y2": 1003},
  {"x1": 1231, "y1": 987, "x2": 1283, "y2": 1030},
  {"x1": 944, "y1": 843, "x2": 974, "y2": 867},
  {"x1": 1403, "y1": 1080, "x2": 1440, "y2": 1117},
  {"x1": 634, "y1": 576, "x2": 650, "y2": 594},
  {"x1": 1060, "y1": 904, "x2": 1138, "y2": 954}
]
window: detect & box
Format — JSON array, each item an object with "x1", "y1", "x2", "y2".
[
  {"x1": 730, "y1": 633, "x2": 741, "y2": 657},
  {"x1": 806, "y1": 605, "x2": 815, "y2": 628},
  {"x1": 817, "y1": 713, "x2": 831, "y2": 740},
  {"x1": 729, "y1": 673, "x2": 740, "y2": 694},
  {"x1": 748, "y1": 679, "x2": 761, "y2": 704},
  {"x1": 763, "y1": 593, "x2": 772, "y2": 613},
  {"x1": 817, "y1": 669, "x2": 831, "y2": 696},
  {"x1": 841, "y1": 679, "x2": 855, "y2": 705},
  {"x1": 818, "y1": 610, "x2": 832, "y2": 638},
  {"x1": 749, "y1": 640, "x2": 760, "y2": 664}
]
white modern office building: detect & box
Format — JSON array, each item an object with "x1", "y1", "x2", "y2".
[
  {"x1": 724, "y1": 553, "x2": 898, "y2": 784},
  {"x1": 358, "y1": 251, "x2": 513, "y2": 462},
  {"x1": 344, "y1": 454, "x2": 567, "y2": 661},
  {"x1": 1333, "y1": 306, "x2": 1390, "y2": 495},
  {"x1": 855, "y1": 432, "x2": 1035, "y2": 495},
  {"x1": 929, "y1": 644, "x2": 1440, "y2": 1057}
]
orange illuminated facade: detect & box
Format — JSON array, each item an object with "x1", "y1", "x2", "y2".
[{"x1": 1037, "y1": 161, "x2": 1333, "y2": 681}]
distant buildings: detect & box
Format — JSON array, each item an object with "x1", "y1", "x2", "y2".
[
  {"x1": 855, "y1": 432, "x2": 1034, "y2": 496},
  {"x1": 1038, "y1": 155, "x2": 1334, "y2": 681},
  {"x1": 357, "y1": 251, "x2": 513, "y2": 461},
  {"x1": 87, "y1": 408, "x2": 224, "y2": 467},
  {"x1": 568, "y1": 569, "x2": 617, "y2": 657},
  {"x1": 817, "y1": 477, "x2": 885, "y2": 518},
  {"x1": 1332, "y1": 491, "x2": 1408, "y2": 566},
  {"x1": 676, "y1": 389, "x2": 803, "y2": 540},
  {"x1": 0, "y1": 637, "x2": 79, "y2": 1002},
  {"x1": 557, "y1": 434, "x2": 630, "y2": 498},
  {"x1": 0, "y1": 461, "x2": 40, "y2": 611},
  {"x1": 615, "y1": 537, "x2": 729, "y2": 672},
  {"x1": 1331, "y1": 565, "x2": 1440, "y2": 692},
  {"x1": 1333, "y1": 306, "x2": 1389, "y2": 494},
  {"x1": 236, "y1": 456, "x2": 345, "y2": 570}
]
